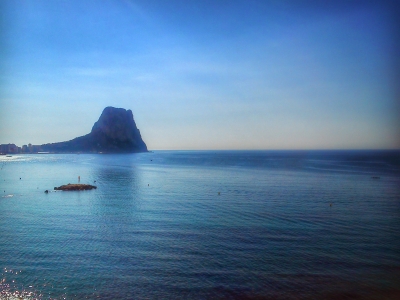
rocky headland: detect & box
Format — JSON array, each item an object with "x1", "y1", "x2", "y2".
[{"x1": 40, "y1": 107, "x2": 148, "y2": 153}]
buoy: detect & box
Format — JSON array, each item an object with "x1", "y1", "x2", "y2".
[
  {"x1": 78, "y1": 176, "x2": 80, "y2": 182},
  {"x1": 330, "y1": 203, "x2": 332, "y2": 207},
  {"x1": 44, "y1": 190, "x2": 49, "y2": 194},
  {"x1": 218, "y1": 192, "x2": 220, "y2": 195}
]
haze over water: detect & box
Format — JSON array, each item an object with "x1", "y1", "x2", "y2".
[
  {"x1": 1, "y1": 150, "x2": 399, "y2": 299},
  {"x1": 2, "y1": 1, "x2": 399, "y2": 299},
  {"x1": 1, "y1": 0, "x2": 399, "y2": 150}
]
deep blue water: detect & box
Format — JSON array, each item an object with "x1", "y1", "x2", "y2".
[{"x1": 1, "y1": 150, "x2": 399, "y2": 299}]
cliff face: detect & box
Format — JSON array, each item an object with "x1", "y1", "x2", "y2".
[{"x1": 41, "y1": 107, "x2": 148, "y2": 153}]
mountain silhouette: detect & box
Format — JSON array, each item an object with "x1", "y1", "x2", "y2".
[{"x1": 41, "y1": 107, "x2": 148, "y2": 153}]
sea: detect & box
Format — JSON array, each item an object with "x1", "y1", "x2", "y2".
[{"x1": 0, "y1": 150, "x2": 399, "y2": 299}]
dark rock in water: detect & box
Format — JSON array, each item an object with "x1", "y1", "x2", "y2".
[
  {"x1": 40, "y1": 107, "x2": 148, "y2": 153},
  {"x1": 54, "y1": 184, "x2": 97, "y2": 191}
]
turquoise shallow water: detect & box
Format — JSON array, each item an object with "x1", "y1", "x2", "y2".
[{"x1": 1, "y1": 150, "x2": 400, "y2": 299}]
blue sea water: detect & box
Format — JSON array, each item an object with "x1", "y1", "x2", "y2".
[{"x1": 0, "y1": 150, "x2": 399, "y2": 299}]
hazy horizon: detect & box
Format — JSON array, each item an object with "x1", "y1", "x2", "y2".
[{"x1": 1, "y1": 0, "x2": 399, "y2": 150}]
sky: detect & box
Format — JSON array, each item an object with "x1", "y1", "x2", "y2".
[{"x1": 1, "y1": 0, "x2": 399, "y2": 150}]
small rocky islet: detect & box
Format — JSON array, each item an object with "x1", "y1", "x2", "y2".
[{"x1": 53, "y1": 184, "x2": 97, "y2": 191}]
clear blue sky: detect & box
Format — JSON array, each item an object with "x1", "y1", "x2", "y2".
[{"x1": 1, "y1": 0, "x2": 399, "y2": 150}]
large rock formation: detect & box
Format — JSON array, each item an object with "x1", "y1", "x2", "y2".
[{"x1": 41, "y1": 107, "x2": 148, "y2": 153}]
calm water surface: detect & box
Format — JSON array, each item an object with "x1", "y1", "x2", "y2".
[{"x1": 1, "y1": 150, "x2": 399, "y2": 299}]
